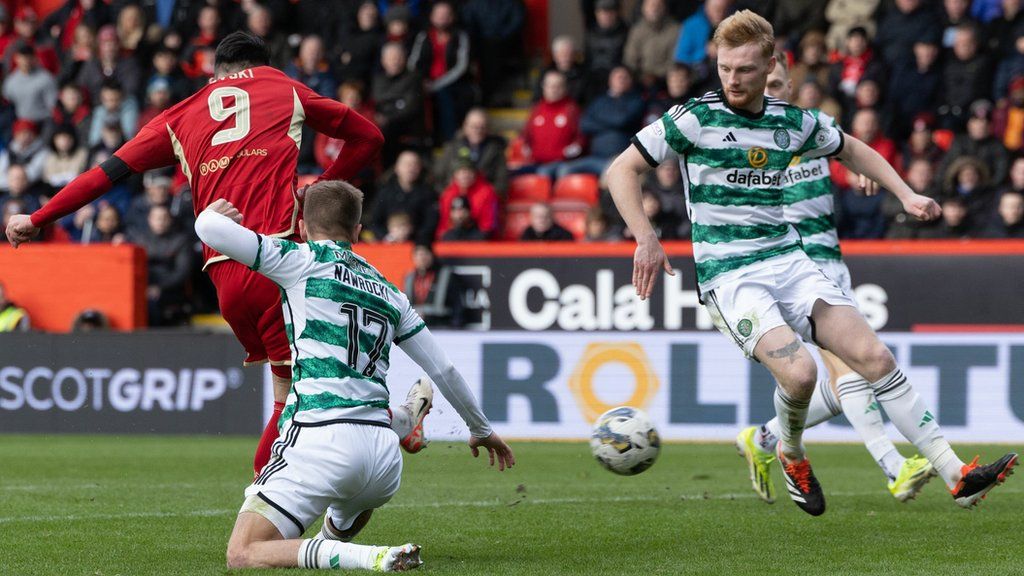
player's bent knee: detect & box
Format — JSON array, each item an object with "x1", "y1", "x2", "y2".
[
  {"x1": 775, "y1": 358, "x2": 817, "y2": 396},
  {"x1": 226, "y1": 543, "x2": 253, "y2": 569},
  {"x1": 862, "y1": 341, "x2": 897, "y2": 380},
  {"x1": 841, "y1": 339, "x2": 896, "y2": 381}
]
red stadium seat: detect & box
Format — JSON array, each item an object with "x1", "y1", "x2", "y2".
[
  {"x1": 552, "y1": 206, "x2": 588, "y2": 240},
  {"x1": 503, "y1": 204, "x2": 532, "y2": 240},
  {"x1": 509, "y1": 174, "x2": 552, "y2": 204},
  {"x1": 553, "y1": 173, "x2": 599, "y2": 205}
]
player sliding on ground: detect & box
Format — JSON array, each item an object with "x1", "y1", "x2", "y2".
[
  {"x1": 607, "y1": 10, "x2": 1017, "y2": 516},
  {"x1": 195, "y1": 183, "x2": 515, "y2": 571},
  {"x1": 4, "y1": 31, "x2": 433, "y2": 476},
  {"x1": 735, "y1": 51, "x2": 937, "y2": 504}
]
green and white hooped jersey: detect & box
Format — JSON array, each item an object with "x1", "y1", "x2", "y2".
[
  {"x1": 783, "y1": 109, "x2": 842, "y2": 262},
  {"x1": 632, "y1": 90, "x2": 844, "y2": 293},
  {"x1": 250, "y1": 237, "x2": 426, "y2": 427}
]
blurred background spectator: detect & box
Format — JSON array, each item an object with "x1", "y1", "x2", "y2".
[
  {"x1": 521, "y1": 70, "x2": 583, "y2": 180},
  {"x1": 624, "y1": 0, "x2": 679, "y2": 90},
  {"x1": 462, "y1": 0, "x2": 524, "y2": 106},
  {"x1": 440, "y1": 194, "x2": 486, "y2": 241},
  {"x1": 0, "y1": 120, "x2": 48, "y2": 190},
  {"x1": 373, "y1": 41, "x2": 423, "y2": 166},
  {"x1": 129, "y1": 203, "x2": 192, "y2": 326},
  {"x1": 557, "y1": 65, "x2": 643, "y2": 179},
  {"x1": 3, "y1": 42, "x2": 57, "y2": 124},
  {"x1": 585, "y1": 0, "x2": 628, "y2": 97},
  {"x1": 521, "y1": 202, "x2": 574, "y2": 241},
  {"x1": 87, "y1": 79, "x2": 138, "y2": 147},
  {"x1": 985, "y1": 190, "x2": 1024, "y2": 237},
  {"x1": 370, "y1": 151, "x2": 437, "y2": 244},
  {"x1": 435, "y1": 108, "x2": 508, "y2": 196},
  {"x1": 334, "y1": 2, "x2": 382, "y2": 88},
  {"x1": 43, "y1": 126, "x2": 87, "y2": 189},
  {"x1": 535, "y1": 35, "x2": 586, "y2": 104},
  {"x1": 404, "y1": 244, "x2": 466, "y2": 327},
  {"x1": 437, "y1": 159, "x2": 498, "y2": 239},
  {"x1": 409, "y1": 0, "x2": 470, "y2": 142}
]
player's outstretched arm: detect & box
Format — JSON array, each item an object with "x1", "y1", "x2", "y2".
[
  {"x1": 7, "y1": 123, "x2": 178, "y2": 248},
  {"x1": 606, "y1": 145, "x2": 674, "y2": 301},
  {"x1": 836, "y1": 134, "x2": 941, "y2": 221},
  {"x1": 397, "y1": 327, "x2": 515, "y2": 471},
  {"x1": 300, "y1": 89, "x2": 384, "y2": 183},
  {"x1": 194, "y1": 200, "x2": 259, "y2": 268}
]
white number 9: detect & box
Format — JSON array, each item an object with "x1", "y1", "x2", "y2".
[{"x1": 208, "y1": 87, "x2": 251, "y2": 146}]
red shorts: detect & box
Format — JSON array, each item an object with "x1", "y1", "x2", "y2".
[{"x1": 207, "y1": 259, "x2": 292, "y2": 379}]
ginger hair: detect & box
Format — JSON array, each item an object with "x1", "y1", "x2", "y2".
[{"x1": 713, "y1": 10, "x2": 775, "y2": 59}]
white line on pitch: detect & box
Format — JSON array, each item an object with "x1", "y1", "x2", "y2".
[{"x1": 2, "y1": 488, "x2": 1021, "y2": 524}]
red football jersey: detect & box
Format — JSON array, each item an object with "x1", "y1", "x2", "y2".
[{"x1": 115, "y1": 66, "x2": 355, "y2": 265}]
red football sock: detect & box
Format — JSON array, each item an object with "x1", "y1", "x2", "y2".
[{"x1": 253, "y1": 401, "x2": 286, "y2": 476}]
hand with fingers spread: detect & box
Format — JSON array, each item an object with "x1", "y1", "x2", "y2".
[
  {"x1": 632, "y1": 238, "x2": 674, "y2": 301},
  {"x1": 902, "y1": 193, "x2": 941, "y2": 221},
  {"x1": 469, "y1": 432, "x2": 516, "y2": 471},
  {"x1": 207, "y1": 199, "x2": 243, "y2": 223}
]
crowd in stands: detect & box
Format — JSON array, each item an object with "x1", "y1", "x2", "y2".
[{"x1": 1, "y1": 0, "x2": 1023, "y2": 327}]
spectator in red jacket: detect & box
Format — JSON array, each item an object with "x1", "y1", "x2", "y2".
[
  {"x1": 3, "y1": 7, "x2": 59, "y2": 74},
  {"x1": 180, "y1": 6, "x2": 220, "y2": 82},
  {"x1": 52, "y1": 83, "x2": 91, "y2": 144},
  {"x1": 437, "y1": 160, "x2": 499, "y2": 240},
  {"x1": 828, "y1": 26, "x2": 884, "y2": 115},
  {"x1": 831, "y1": 108, "x2": 898, "y2": 189},
  {"x1": 522, "y1": 70, "x2": 584, "y2": 181}
]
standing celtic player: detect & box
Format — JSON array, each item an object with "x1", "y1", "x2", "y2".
[
  {"x1": 607, "y1": 10, "x2": 1016, "y2": 516},
  {"x1": 734, "y1": 53, "x2": 936, "y2": 505}
]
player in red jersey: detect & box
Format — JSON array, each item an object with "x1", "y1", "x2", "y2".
[{"x1": 5, "y1": 32, "x2": 433, "y2": 475}]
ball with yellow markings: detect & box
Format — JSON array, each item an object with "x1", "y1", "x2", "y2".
[{"x1": 590, "y1": 406, "x2": 661, "y2": 476}]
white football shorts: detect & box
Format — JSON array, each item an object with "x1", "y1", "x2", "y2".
[
  {"x1": 814, "y1": 258, "x2": 853, "y2": 295},
  {"x1": 703, "y1": 250, "x2": 858, "y2": 359},
  {"x1": 241, "y1": 420, "x2": 402, "y2": 539}
]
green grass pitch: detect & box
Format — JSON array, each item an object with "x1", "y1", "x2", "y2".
[{"x1": 0, "y1": 436, "x2": 1018, "y2": 575}]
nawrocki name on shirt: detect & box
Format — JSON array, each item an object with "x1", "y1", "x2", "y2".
[{"x1": 334, "y1": 266, "x2": 390, "y2": 299}]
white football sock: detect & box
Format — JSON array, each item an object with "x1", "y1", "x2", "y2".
[
  {"x1": 389, "y1": 406, "x2": 414, "y2": 439},
  {"x1": 758, "y1": 422, "x2": 779, "y2": 453},
  {"x1": 760, "y1": 379, "x2": 841, "y2": 453},
  {"x1": 773, "y1": 387, "x2": 810, "y2": 460},
  {"x1": 868, "y1": 368, "x2": 963, "y2": 488},
  {"x1": 298, "y1": 538, "x2": 387, "y2": 570},
  {"x1": 835, "y1": 373, "x2": 904, "y2": 481}
]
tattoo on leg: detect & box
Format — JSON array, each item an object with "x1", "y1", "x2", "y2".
[{"x1": 767, "y1": 339, "x2": 802, "y2": 364}]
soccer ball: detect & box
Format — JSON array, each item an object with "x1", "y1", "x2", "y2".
[{"x1": 590, "y1": 406, "x2": 661, "y2": 476}]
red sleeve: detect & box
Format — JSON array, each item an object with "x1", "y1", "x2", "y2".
[
  {"x1": 300, "y1": 85, "x2": 384, "y2": 182},
  {"x1": 30, "y1": 122, "x2": 178, "y2": 227},
  {"x1": 30, "y1": 167, "x2": 112, "y2": 227},
  {"x1": 113, "y1": 123, "x2": 178, "y2": 173}
]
